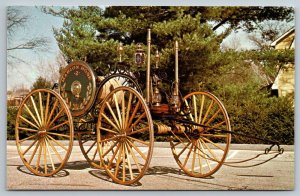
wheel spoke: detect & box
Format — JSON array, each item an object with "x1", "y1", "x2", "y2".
[
  {"x1": 19, "y1": 116, "x2": 40, "y2": 130},
  {"x1": 35, "y1": 139, "x2": 43, "y2": 172},
  {"x1": 45, "y1": 139, "x2": 56, "y2": 171},
  {"x1": 201, "y1": 137, "x2": 225, "y2": 151},
  {"x1": 128, "y1": 112, "x2": 146, "y2": 131},
  {"x1": 46, "y1": 99, "x2": 58, "y2": 125},
  {"x1": 127, "y1": 101, "x2": 140, "y2": 129},
  {"x1": 43, "y1": 138, "x2": 48, "y2": 174},
  {"x1": 91, "y1": 144, "x2": 98, "y2": 162},
  {"x1": 28, "y1": 139, "x2": 41, "y2": 164},
  {"x1": 127, "y1": 126, "x2": 149, "y2": 136},
  {"x1": 107, "y1": 143, "x2": 121, "y2": 168},
  {"x1": 101, "y1": 113, "x2": 120, "y2": 131},
  {"x1": 206, "y1": 121, "x2": 226, "y2": 132},
  {"x1": 199, "y1": 139, "x2": 211, "y2": 171},
  {"x1": 197, "y1": 141, "x2": 203, "y2": 173},
  {"x1": 39, "y1": 92, "x2": 45, "y2": 126},
  {"x1": 202, "y1": 100, "x2": 214, "y2": 124},
  {"x1": 47, "y1": 132, "x2": 70, "y2": 139},
  {"x1": 30, "y1": 96, "x2": 42, "y2": 127},
  {"x1": 183, "y1": 143, "x2": 194, "y2": 167},
  {"x1": 125, "y1": 92, "x2": 133, "y2": 130},
  {"x1": 124, "y1": 143, "x2": 134, "y2": 181},
  {"x1": 46, "y1": 137, "x2": 62, "y2": 162},
  {"x1": 102, "y1": 141, "x2": 118, "y2": 157},
  {"x1": 177, "y1": 142, "x2": 191, "y2": 158},
  {"x1": 46, "y1": 135, "x2": 68, "y2": 151},
  {"x1": 198, "y1": 95, "x2": 205, "y2": 124},
  {"x1": 200, "y1": 138, "x2": 219, "y2": 162},
  {"x1": 114, "y1": 143, "x2": 123, "y2": 177},
  {"x1": 121, "y1": 91, "x2": 126, "y2": 129},
  {"x1": 48, "y1": 120, "x2": 69, "y2": 131},
  {"x1": 86, "y1": 141, "x2": 97, "y2": 154},
  {"x1": 18, "y1": 127, "x2": 38, "y2": 133},
  {"x1": 205, "y1": 108, "x2": 221, "y2": 126},
  {"x1": 193, "y1": 95, "x2": 198, "y2": 123},
  {"x1": 126, "y1": 139, "x2": 147, "y2": 160},
  {"x1": 106, "y1": 101, "x2": 121, "y2": 129},
  {"x1": 122, "y1": 143, "x2": 126, "y2": 182},
  {"x1": 99, "y1": 135, "x2": 119, "y2": 143},
  {"x1": 125, "y1": 141, "x2": 142, "y2": 172},
  {"x1": 44, "y1": 92, "x2": 50, "y2": 125},
  {"x1": 113, "y1": 94, "x2": 123, "y2": 129},
  {"x1": 48, "y1": 109, "x2": 65, "y2": 129},
  {"x1": 191, "y1": 144, "x2": 197, "y2": 172},
  {"x1": 99, "y1": 126, "x2": 118, "y2": 134},
  {"x1": 23, "y1": 104, "x2": 40, "y2": 128},
  {"x1": 23, "y1": 138, "x2": 38, "y2": 155},
  {"x1": 127, "y1": 136, "x2": 149, "y2": 146},
  {"x1": 19, "y1": 134, "x2": 37, "y2": 143}
]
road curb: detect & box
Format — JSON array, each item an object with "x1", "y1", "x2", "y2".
[{"x1": 6, "y1": 140, "x2": 294, "y2": 151}]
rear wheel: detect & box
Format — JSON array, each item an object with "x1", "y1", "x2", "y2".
[
  {"x1": 15, "y1": 89, "x2": 73, "y2": 176},
  {"x1": 170, "y1": 91, "x2": 231, "y2": 177},
  {"x1": 97, "y1": 86, "x2": 154, "y2": 185}
]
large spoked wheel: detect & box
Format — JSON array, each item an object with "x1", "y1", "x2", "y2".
[
  {"x1": 97, "y1": 86, "x2": 154, "y2": 185},
  {"x1": 170, "y1": 91, "x2": 231, "y2": 178},
  {"x1": 15, "y1": 89, "x2": 73, "y2": 176},
  {"x1": 77, "y1": 74, "x2": 142, "y2": 169}
]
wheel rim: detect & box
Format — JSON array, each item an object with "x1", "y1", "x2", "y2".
[
  {"x1": 78, "y1": 130, "x2": 103, "y2": 169},
  {"x1": 97, "y1": 86, "x2": 154, "y2": 185},
  {"x1": 170, "y1": 91, "x2": 231, "y2": 177},
  {"x1": 15, "y1": 89, "x2": 73, "y2": 176}
]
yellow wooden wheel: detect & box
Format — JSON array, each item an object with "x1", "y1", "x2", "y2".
[
  {"x1": 15, "y1": 89, "x2": 73, "y2": 176},
  {"x1": 78, "y1": 131, "x2": 103, "y2": 169},
  {"x1": 170, "y1": 91, "x2": 231, "y2": 177},
  {"x1": 78, "y1": 74, "x2": 142, "y2": 169},
  {"x1": 96, "y1": 86, "x2": 154, "y2": 185}
]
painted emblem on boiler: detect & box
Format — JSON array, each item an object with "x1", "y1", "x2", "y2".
[{"x1": 71, "y1": 80, "x2": 82, "y2": 98}]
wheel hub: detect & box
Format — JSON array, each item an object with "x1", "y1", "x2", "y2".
[
  {"x1": 118, "y1": 132, "x2": 127, "y2": 142},
  {"x1": 38, "y1": 129, "x2": 47, "y2": 138}
]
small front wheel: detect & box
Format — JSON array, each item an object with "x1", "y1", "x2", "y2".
[{"x1": 171, "y1": 91, "x2": 231, "y2": 178}]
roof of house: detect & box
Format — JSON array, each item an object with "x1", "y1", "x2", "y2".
[{"x1": 270, "y1": 27, "x2": 295, "y2": 49}]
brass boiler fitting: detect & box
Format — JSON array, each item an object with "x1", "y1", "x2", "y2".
[
  {"x1": 154, "y1": 122, "x2": 186, "y2": 135},
  {"x1": 169, "y1": 41, "x2": 180, "y2": 112}
]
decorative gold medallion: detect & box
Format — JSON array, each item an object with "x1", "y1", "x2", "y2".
[{"x1": 71, "y1": 80, "x2": 82, "y2": 98}]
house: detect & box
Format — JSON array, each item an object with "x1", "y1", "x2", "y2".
[
  {"x1": 7, "y1": 87, "x2": 30, "y2": 106},
  {"x1": 271, "y1": 28, "x2": 295, "y2": 97}
]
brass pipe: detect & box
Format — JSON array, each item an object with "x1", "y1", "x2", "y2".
[
  {"x1": 174, "y1": 41, "x2": 179, "y2": 96},
  {"x1": 146, "y1": 29, "x2": 151, "y2": 104}
]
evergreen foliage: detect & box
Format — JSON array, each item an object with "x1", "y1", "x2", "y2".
[{"x1": 9, "y1": 6, "x2": 292, "y2": 144}]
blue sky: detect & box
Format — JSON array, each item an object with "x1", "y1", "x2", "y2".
[{"x1": 7, "y1": 6, "x2": 64, "y2": 90}]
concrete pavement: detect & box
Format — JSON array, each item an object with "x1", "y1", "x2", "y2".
[{"x1": 6, "y1": 141, "x2": 294, "y2": 190}]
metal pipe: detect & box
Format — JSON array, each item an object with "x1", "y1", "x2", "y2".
[
  {"x1": 146, "y1": 29, "x2": 151, "y2": 104},
  {"x1": 174, "y1": 41, "x2": 179, "y2": 96}
]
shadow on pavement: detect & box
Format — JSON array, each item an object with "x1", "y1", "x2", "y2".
[{"x1": 16, "y1": 165, "x2": 69, "y2": 178}]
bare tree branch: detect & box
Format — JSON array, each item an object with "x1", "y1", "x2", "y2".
[{"x1": 7, "y1": 37, "x2": 50, "y2": 51}]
